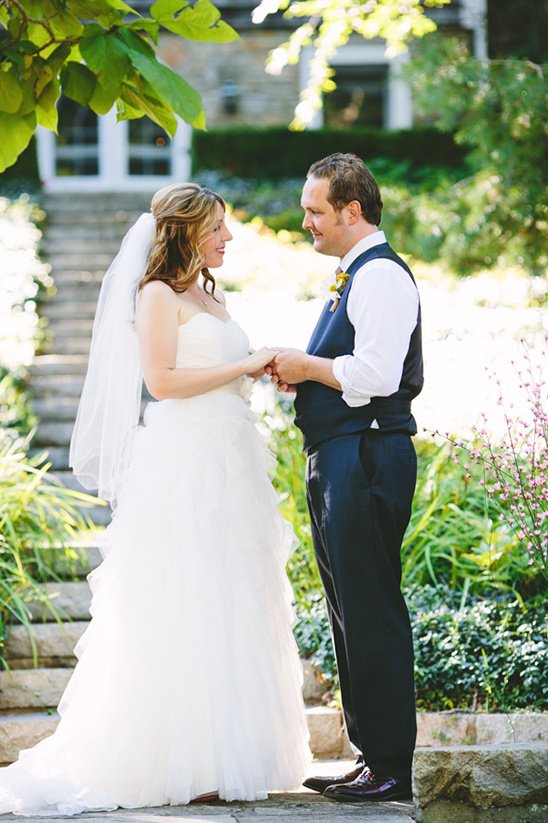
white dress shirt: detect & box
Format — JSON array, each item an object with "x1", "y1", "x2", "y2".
[{"x1": 331, "y1": 231, "x2": 420, "y2": 410}]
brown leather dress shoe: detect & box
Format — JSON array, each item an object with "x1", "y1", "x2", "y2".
[
  {"x1": 302, "y1": 762, "x2": 364, "y2": 794},
  {"x1": 323, "y1": 768, "x2": 411, "y2": 802}
]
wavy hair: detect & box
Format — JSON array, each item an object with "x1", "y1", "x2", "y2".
[
  {"x1": 308, "y1": 153, "x2": 383, "y2": 226},
  {"x1": 139, "y1": 182, "x2": 225, "y2": 297}
]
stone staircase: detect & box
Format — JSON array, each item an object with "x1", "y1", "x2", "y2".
[{"x1": 29, "y1": 192, "x2": 154, "y2": 526}]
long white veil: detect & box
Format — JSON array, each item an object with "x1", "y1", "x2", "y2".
[{"x1": 69, "y1": 212, "x2": 156, "y2": 506}]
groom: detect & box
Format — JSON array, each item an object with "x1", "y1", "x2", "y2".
[{"x1": 269, "y1": 153, "x2": 423, "y2": 802}]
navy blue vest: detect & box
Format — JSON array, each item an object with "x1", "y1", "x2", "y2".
[{"x1": 294, "y1": 243, "x2": 423, "y2": 452}]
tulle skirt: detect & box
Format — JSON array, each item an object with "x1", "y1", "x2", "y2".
[{"x1": 0, "y1": 393, "x2": 311, "y2": 816}]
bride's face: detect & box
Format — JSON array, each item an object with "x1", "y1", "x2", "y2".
[{"x1": 200, "y1": 202, "x2": 233, "y2": 268}]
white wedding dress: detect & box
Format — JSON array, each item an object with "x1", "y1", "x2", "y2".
[{"x1": 0, "y1": 314, "x2": 311, "y2": 816}]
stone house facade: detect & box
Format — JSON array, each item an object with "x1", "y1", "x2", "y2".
[{"x1": 37, "y1": 0, "x2": 487, "y2": 191}]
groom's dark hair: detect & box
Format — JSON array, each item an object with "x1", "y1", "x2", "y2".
[{"x1": 308, "y1": 153, "x2": 383, "y2": 226}]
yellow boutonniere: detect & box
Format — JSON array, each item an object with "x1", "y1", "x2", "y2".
[{"x1": 326, "y1": 270, "x2": 350, "y2": 312}]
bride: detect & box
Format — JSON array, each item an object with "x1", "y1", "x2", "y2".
[{"x1": 0, "y1": 183, "x2": 311, "y2": 816}]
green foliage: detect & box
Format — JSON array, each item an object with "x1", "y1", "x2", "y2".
[
  {"x1": 265, "y1": 398, "x2": 545, "y2": 609},
  {"x1": 294, "y1": 596, "x2": 337, "y2": 686},
  {"x1": 263, "y1": 396, "x2": 320, "y2": 607},
  {"x1": 252, "y1": 0, "x2": 450, "y2": 128},
  {"x1": 404, "y1": 438, "x2": 545, "y2": 601},
  {"x1": 0, "y1": 0, "x2": 239, "y2": 172},
  {"x1": 0, "y1": 438, "x2": 101, "y2": 668},
  {"x1": 0, "y1": 366, "x2": 36, "y2": 439},
  {"x1": 293, "y1": 584, "x2": 548, "y2": 711},
  {"x1": 410, "y1": 586, "x2": 548, "y2": 711},
  {"x1": 263, "y1": 398, "x2": 548, "y2": 708},
  {"x1": 404, "y1": 37, "x2": 548, "y2": 275},
  {"x1": 191, "y1": 126, "x2": 465, "y2": 180}
]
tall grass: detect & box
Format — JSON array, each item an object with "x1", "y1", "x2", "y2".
[
  {"x1": 0, "y1": 438, "x2": 101, "y2": 668},
  {"x1": 266, "y1": 400, "x2": 542, "y2": 605}
]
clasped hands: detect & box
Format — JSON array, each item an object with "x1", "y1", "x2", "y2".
[
  {"x1": 245, "y1": 346, "x2": 310, "y2": 393},
  {"x1": 265, "y1": 347, "x2": 308, "y2": 393}
]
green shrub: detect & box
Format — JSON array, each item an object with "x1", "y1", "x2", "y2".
[
  {"x1": 410, "y1": 586, "x2": 548, "y2": 711},
  {"x1": 0, "y1": 438, "x2": 101, "y2": 668},
  {"x1": 191, "y1": 126, "x2": 466, "y2": 180}
]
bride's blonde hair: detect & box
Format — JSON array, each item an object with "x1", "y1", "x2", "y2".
[{"x1": 139, "y1": 182, "x2": 225, "y2": 296}]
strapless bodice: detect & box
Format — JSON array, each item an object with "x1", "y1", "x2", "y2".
[{"x1": 176, "y1": 313, "x2": 249, "y2": 396}]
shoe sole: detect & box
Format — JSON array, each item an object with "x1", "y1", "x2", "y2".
[{"x1": 324, "y1": 790, "x2": 412, "y2": 803}]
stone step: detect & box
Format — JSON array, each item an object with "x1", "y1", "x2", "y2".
[
  {"x1": 0, "y1": 711, "x2": 59, "y2": 767},
  {"x1": 33, "y1": 397, "x2": 80, "y2": 422},
  {"x1": 414, "y1": 742, "x2": 548, "y2": 821},
  {"x1": 29, "y1": 446, "x2": 70, "y2": 471},
  {"x1": 0, "y1": 669, "x2": 73, "y2": 711},
  {"x1": 43, "y1": 279, "x2": 102, "y2": 298},
  {"x1": 46, "y1": 318, "x2": 93, "y2": 338},
  {"x1": 43, "y1": 194, "x2": 150, "y2": 213},
  {"x1": 31, "y1": 374, "x2": 85, "y2": 399},
  {"x1": 48, "y1": 473, "x2": 112, "y2": 526},
  {"x1": 50, "y1": 541, "x2": 103, "y2": 577},
  {"x1": 38, "y1": 301, "x2": 98, "y2": 321},
  {"x1": 42, "y1": 239, "x2": 123, "y2": 256},
  {"x1": 31, "y1": 355, "x2": 89, "y2": 376},
  {"x1": 46, "y1": 253, "x2": 115, "y2": 272},
  {"x1": 2, "y1": 710, "x2": 548, "y2": 784},
  {"x1": 32, "y1": 420, "x2": 78, "y2": 447},
  {"x1": 26, "y1": 581, "x2": 92, "y2": 623},
  {"x1": 5, "y1": 622, "x2": 88, "y2": 666},
  {"x1": 38, "y1": 336, "x2": 91, "y2": 355},
  {"x1": 0, "y1": 706, "x2": 348, "y2": 767},
  {"x1": 0, "y1": 659, "x2": 328, "y2": 714}
]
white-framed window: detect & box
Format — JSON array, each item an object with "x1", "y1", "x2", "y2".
[{"x1": 37, "y1": 104, "x2": 191, "y2": 192}]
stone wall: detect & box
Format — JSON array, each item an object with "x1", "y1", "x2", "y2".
[{"x1": 158, "y1": 31, "x2": 301, "y2": 128}]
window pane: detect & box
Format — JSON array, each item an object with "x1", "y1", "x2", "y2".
[
  {"x1": 128, "y1": 118, "x2": 171, "y2": 176},
  {"x1": 56, "y1": 98, "x2": 99, "y2": 176},
  {"x1": 324, "y1": 64, "x2": 388, "y2": 129}
]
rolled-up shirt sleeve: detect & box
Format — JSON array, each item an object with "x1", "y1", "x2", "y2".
[{"x1": 332, "y1": 259, "x2": 419, "y2": 407}]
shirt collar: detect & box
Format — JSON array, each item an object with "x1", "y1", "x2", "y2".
[{"x1": 339, "y1": 230, "x2": 387, "y2": 272}]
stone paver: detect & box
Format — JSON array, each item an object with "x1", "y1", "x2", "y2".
[{"x1": 0, "y1": 761, "x2": 415, "y2": 822}]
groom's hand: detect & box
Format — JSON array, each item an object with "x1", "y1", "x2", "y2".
[
  {"x1": 265, "y1": 351, "x2": 297, "y2": 394},
  {"x1": 270, "y1": 348, "x2": 309, "y2": 386}
]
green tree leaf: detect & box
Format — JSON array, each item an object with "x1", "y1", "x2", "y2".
[
  {"x1": 89, "y1": 77, "x2": 118, "y2": 115},
  {"x1": 117, "y1": 27, "x2": 157, "y2": 58},
  {"x1": 0, "y1": 0, "x2": 235, "y2": 171},
  {"x1": 0, "y1": 68, "x2": 23, "y2": 114},
  {"x1": 128, "y1": 50, "x2": 203, "y2": 125},
  {"x1": 119, "y1": 82, "x2": 177, "y2": 136},
  {"x1": 0, "y1": 111, "x2": 37, "y2": 173},
  {"x1": 60, "y1": 61, "x2": 97, "y2": 106},
  {"x1": 150, "y1": 0, "x2": 239, "y2": 42},
  {"x1": 80, "y1": 27, "x2": 132, "y2": 90},
  {"x1": 36, "y1": 81, "x2": 60, "y2": 130}
]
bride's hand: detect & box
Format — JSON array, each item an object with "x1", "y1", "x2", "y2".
[{"x1": 244, "y1": 347, "x2": 276, "y2": 379}]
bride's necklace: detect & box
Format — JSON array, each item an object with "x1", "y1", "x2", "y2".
[{"x1": 188, "y1": 286, "x2": 209, "y2": 307}]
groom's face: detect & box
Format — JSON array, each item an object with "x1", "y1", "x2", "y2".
[{"x1": 301, "y1": 174, "x2": 349, "y2": 258}]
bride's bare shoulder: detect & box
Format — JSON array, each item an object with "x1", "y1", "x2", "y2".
[{"x1": 139, "y1": 280, "x2": 176, "y2": 301}]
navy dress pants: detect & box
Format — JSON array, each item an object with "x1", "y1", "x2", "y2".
[{"x1": 305, "y1": 429, "x2": 417, "y2": 785}]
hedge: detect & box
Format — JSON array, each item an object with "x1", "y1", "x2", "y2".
[{"x1": 191, "y1": 126, "x2": 466, "y2": 179}]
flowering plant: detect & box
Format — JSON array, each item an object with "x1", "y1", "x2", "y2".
[
  {"x1": 320, "y1": 268, "x2": 350, "y2": 312},
  {"x1": 454, "y1": 341, "x2": 548, "y2": 590}
]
